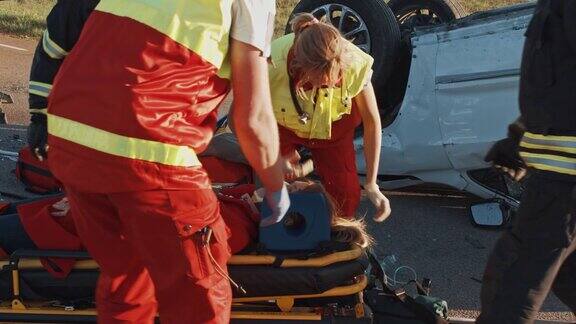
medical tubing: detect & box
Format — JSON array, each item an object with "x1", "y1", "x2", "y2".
[
  {"x1": 203, "y1": 228, "x2": 247, "y2": 295},
  {"x1": 393, "y1": 266, "x2": 418, "y2": 287},
  {"x1": 381, "y1": 255, "x2": 418, "y2": 286}
]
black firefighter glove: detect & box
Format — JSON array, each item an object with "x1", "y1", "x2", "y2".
[
  {"x1": 27, "y1": 112, "x2": 48, "y2": 161},
  {"x1": 485, "y1": 120, "x2": 527, "y2": 181}
]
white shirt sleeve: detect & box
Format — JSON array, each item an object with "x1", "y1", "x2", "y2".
[{"x1": 231, "y1": 0, "x2": 276, "y2": 57}]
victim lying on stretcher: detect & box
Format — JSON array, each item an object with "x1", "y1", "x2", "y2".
[{"x1": 0, "y1": 176, "x2": 372, "y2": 278}]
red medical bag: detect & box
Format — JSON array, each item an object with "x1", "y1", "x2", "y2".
[{"x1": 15, "y1": 146, "x2": 62, "y2": 194}]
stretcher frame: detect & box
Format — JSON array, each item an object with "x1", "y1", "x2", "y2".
[{"x1": 0, "y1": 249, "x2": 372, "y2": 323}]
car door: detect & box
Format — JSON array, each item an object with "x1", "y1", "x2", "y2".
[{"x1": 434, "y1": 4, "x2": 534, "y2": 171}]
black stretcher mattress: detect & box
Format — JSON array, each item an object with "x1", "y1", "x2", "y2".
[{"x1": 0, "y1": 256, "x2": 368, "y2": 302}]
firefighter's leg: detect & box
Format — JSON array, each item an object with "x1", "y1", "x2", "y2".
[
  {"x1": 552, "y1": 251, "x2": 576, "y2": 314},
  {"x1": 109, "y1": 189, "x2": 232, "y2": 324},
  {"x1": 477, "y1": 177, "x2": 576, "y2": 324},
  {"x1": 478, "y1": 230, "x2": 519, "y2": 317},
  {"x1": 552, "y1": 187, "x2": 576, "y2": 314},
  {"x1": 66, "y1": 189, "x2": 157, "y2": 324},
  {"x1": 311, "y1": 138, "x2": 361, "y2": 218}
]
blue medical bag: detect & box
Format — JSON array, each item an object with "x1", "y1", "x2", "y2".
[{"x1": 259, "y1": 192, "x2": 331, "y2": 251}]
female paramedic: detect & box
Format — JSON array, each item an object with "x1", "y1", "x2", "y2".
[{"x1": 269, "y1": 13, "x2": 391, "y2": 221}]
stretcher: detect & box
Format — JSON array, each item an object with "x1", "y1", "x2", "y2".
[
  {"x1": 0, "y1": 245, "x2": 378, "y2": 323},
  {"x1": 2, "y1": 153, "x2": 449, "y2": 323}
]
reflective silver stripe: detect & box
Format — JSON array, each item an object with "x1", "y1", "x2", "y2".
[
  {"x1": 28, "y1": 81, "x2": 52, "y2": 98},
  {"x1": 42, "y1": 30, "x2": 68, "y2": 59},
  {"x1": 521, "y1": 133, "x2": 576, "y2": 149},
  {"x1": 520, "y1": 152, "x2": 576, "y2": 176}
]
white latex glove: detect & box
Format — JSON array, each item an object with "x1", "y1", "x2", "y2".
[
  {"x1": 260, "y1": 184, "x2": 291, "y2": 227},
  {"x1": 365, "y1": 183, "x2": 391, "y2": 222}
]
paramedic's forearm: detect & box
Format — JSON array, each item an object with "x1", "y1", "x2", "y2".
[
  {"x1": 235, "y1": 109, "x2": 284, "y2": 191},
  {"x1": 231, "y1": 40, "x2": 284, "y2": 192},
  {"x1": 356, "y1": 84, "x2": 382, "y2": 185},
  {"x1": 363, "y1": 119, "x2": 381, "y2": 185}
]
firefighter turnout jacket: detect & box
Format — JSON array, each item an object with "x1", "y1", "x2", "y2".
[
  {"x1": 28, "y1": 0, "x2": 99, "y2": 114},
  {"x1": 518, "y1": 0, "x2": 576, "y2": 179}
]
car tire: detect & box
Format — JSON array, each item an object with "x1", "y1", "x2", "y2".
[
  {"x1": 286, "y1": 0, "x2": 401, "y2": 87},
  {"x1": 388, "y1": 0, "x2": 468, "y2": 28}
]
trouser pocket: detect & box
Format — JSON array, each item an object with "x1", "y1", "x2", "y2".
[{"x1": 173, "y1": 213, "x2": 231, "y2": 289}]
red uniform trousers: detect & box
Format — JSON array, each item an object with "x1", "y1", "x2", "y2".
[
  {"x1": 278, "y1": 108, "x2": 362, "y2": 218},
  {"x1": 65, "y1": 188, "x2": 231, "y2": 324}
]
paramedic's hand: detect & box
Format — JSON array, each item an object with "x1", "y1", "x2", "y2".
[
  {"x1": 365, "y1": 183, "x2": 391, "y2": 222},
  {"x1": 260, "y1": 184, "x2": 291, "y2": 227},
  {"x1": 485, "y1": 138, "x2": 527, "y2": 181},
  {"x1": 283, "y1": 151, "x2": 314, "y2": 181},
  {"x1": 50, "y1": 198, "x2": 70, "y2": 217},
  {"x1": 27, "y1": 113, "x2": 48, "y2": 161}
]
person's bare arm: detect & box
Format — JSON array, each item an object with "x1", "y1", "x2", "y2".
[
  {"x1": 355, "y1": 82, "x2": 382, "y2": 186},
  {"x1": 230, "y1": 39, "x2": 284, "y2": 192},
  {"x1": 355, "y1": 82, "x2": 391, "y2": 222}
]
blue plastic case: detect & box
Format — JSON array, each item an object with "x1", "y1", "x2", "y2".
[{"x1": 259, "y1": 192, "x2": 331, "y2": 251}]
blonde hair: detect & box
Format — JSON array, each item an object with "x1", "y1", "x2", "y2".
[
  {"x1": 289, "y1": 180, "x2": 374, "y2": 248},
  {"x1": 331, "y1": 217, "x2": 374, "y2": 249},
  {"x1": 289, "y1": 13, "x2": 350, "y2": 95}
]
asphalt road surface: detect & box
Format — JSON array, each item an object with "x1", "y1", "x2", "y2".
[
  {"x1": 0, "y1": 33, "x2": 574, "y2": 322},
  {"x1": 0, "y1": 35, "x2": 35, "y2": 126}
]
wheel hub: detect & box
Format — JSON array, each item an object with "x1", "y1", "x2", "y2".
[{"x1": 310, "y1": 4, "x2": 371, "y2": 53}]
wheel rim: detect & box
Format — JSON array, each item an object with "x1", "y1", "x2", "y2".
[
  {"x1": 395, "y1": 7, "x2": 447, "y2": 28},
  {"x1": 310, "y1": 4, "x2": 371, "y2": 53}
]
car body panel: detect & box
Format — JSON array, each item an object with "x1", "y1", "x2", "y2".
[
  {"x1": 435, "y1": 12, "x2": 531, "y2": 171},
  {"x1": 354, "y1": 2, "x2": 536, "y2": 199},
  {"x1": 356, "y1": 32, "x2": 452, "y2": 177}
]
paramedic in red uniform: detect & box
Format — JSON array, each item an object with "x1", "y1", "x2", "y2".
[
  {"x1": 269, "y1": 14, "x2": 391, "y2": 221},
  {"x1": 41, "y1": 1, "x2": 289, "y2": 323}
]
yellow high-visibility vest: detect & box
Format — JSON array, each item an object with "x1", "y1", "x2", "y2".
[
  {"x1": 96, "y1": 0, "x2": 234, "y2": 78},
  {"x1": 269, "y1": 33, "x2": 374, "y2": 140}
]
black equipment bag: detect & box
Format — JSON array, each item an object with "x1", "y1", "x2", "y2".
[{"x1": 365, "y1": 252, "x2": 449, "y2": 324}]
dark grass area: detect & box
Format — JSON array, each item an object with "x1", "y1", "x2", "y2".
[{"x1": 0, "y1": 0, "x2": 55, "y2": 38}]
